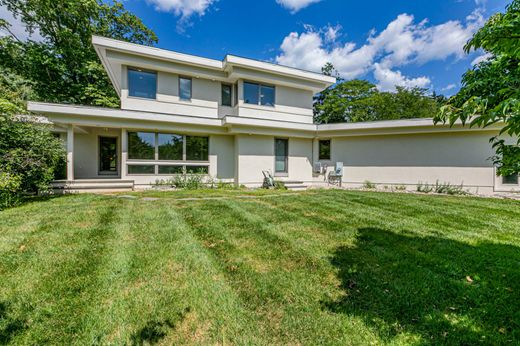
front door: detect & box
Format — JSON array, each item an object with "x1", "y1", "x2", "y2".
[
  {"x1": 99, "y1": 136, "x2": 118, "y2": 175},
  {"x1": 274, "y1": 138, "x2": 288, "y2": 175}
]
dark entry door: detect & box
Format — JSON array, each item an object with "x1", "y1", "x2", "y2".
[{"x1": 99, "y1": 137, "x2": 118, "y2": 175}]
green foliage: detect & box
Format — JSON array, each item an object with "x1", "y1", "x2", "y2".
[
  {"x1": 314, "y1": 78, "x2": 445, "y2": 124},
  {"x1": 0, "y1": 0, "x2": 157, "y2": 107},
  {"x1": 273, "y1": 180, "x2": 287, "y2": 190},
  {"x1": 0, "y1": 68, "x2": 65, "y2": 209},
  {"x1": 417, "y1": 181, "x2": 468, "y2": 195},
  {"x1": 435, "y1": 0, "x2": 520, "y2": 175},
  {"x1": 362, "y1": 180, "x2": 376, "y2": 189}
]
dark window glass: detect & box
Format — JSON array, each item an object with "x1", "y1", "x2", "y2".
[
  {"x1": 222, "y1": 84, "x2": 232, "y2": 106},
  {"x1": 99, "y1": 137, "x2": 118, "y2": 173},
  {"x1": 158, "y1": 133, "x2": 183, "y2": 160},
  {"x1": 186, "y1": 136, "x2": 209, "y2": 161},
  {"x1": 186, "y1": 166, "x2": 209, "y2": 174},
  {"x1": 275, "y1": 138, "x2": 288, "y2": 173},
  {"x1": 128, "y1": 132, "x2": 155, "y2": 160},
  {"x1": 158, "y1": 165, "x2": 184, "y2": 174},
  {"x1": 128, "y1": 165, "x2": 155, "y2": 175},
  {"x1": 244, "y1": 82, "x2": 259, "y2": 105},
  {"x1": 503, "y1": 174, "x2": 519, "y2": 185},
  {"x1": 128, "y1": 69, "x2": 156, "y2": 99},
  {"x1": 319, "y1": 140, "x2": 331, "y2": 160},
  {"x1": 179, "y1": 77, "x2": 192, "y2": 100},
  {"x1": 260, "y1": 85, "x2": 275, "y2": 106},
  {"x1": 234, "y1": 84, "x2": 238, "y2": 106}
]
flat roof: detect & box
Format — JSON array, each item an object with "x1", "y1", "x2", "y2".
[
  {"x1": 92, "y1": 36, "x2": 336, "y2": 85},
  {"x1": 28, "y1": 102, "x2": 502, "y2": 137}
]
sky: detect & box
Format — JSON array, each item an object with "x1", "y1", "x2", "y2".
[{"x1": 1, "y1": 0, "x2": 511, "y2": 95}]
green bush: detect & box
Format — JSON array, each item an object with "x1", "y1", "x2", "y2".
[
  {"x1": 417, "y1": 181, "x2": 468, "y2": 195},
  {"x1": 363, "y1": 180, "x2": 376, "y2": 189},
  {"x1": 273, "y1": 181, "x2": 287, "y2": 190},
  {"x1": 0, "y1": 70, "x2": 65, "y2": 209}
]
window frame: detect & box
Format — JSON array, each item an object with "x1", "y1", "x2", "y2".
[
  {"x1": 274, "y1": 138, "x2": 289, "y2": 175},
  {"x1": 221, "y1": 83, "x2": 232, "y2": 107},
  {"x1": 502, "y1": 174, "x2": 519, "y2": 185},
  {"x1": 127, "y1": 67, "x2": 158, "y2": 100},
  {"x1": 126, "y1": 131, "x2": 210, "y2": 176},
  {"x1": 179, "y1": 76, "x2": 192, "y2": 101},
  {"x1": 318, "y1": 140, "x2": 331, "y2": 161},
  {"x1": 243, "y1": 81, "x2": 276, "y2": 107}
]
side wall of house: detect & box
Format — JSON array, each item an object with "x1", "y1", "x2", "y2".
[
  {"x1": 315, "y1": 131, "x2": 505, "y2": 194},
  {"x1": 235, "y1": 135, "x2": 314, "y2": 186}
]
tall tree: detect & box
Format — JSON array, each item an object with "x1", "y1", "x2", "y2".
[
  {"x1": 314, "y1": 64, "x2": 444, "y2": 124},
  {"x1": 434, "y1": 0, "x2": 520, "y2": 176},
  {"x1": 0, "y1": 0, "x2": 157, "y2": 107}
]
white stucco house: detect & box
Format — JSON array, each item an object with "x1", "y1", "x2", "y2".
[{"x1": 28, "y1": 36, "x2": 519, "y2": 194}]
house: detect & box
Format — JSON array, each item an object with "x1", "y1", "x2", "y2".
[{"x1": 28, "y1": 36, "x2": 519, "y2": 194}]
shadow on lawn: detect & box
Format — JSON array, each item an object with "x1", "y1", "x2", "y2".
[
  {"x1": 0, "y1": 301, "x2": 28, "y2": 344},
  {"x1": 326, "y1": 228, "x2": 520, "y2": 345},
  {"x1": 130, "y1": 307, "x2": 190, "y2": 345}
]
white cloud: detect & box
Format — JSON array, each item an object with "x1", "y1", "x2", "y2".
[
  {"x1": 441, "y1": 83, "x2": 457, "y2": 92},
  {"x1": 146, "y1": 0, "x2": 216, "y2": 17},
  {"x1": 373, "y1": 63, "x2": 431, "y2": 91},
  {"x1": 471, "y1": 52, "x2": 492, "y2": 65},
  {"x1": 276, "y1": 0, "x2": 322, "y2": 13},
  {"x1": 0, "y1": 5, "x2": 43, "y2": 41},
  {"x1": 276, "y1": 9, "x2": 484, "y2": 91}
]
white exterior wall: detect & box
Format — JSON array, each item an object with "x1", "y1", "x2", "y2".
[
  {"x1": 316, "y1": 131, "x2": 501, "y2": 194},
  {"x1": 74, "y1": 128, "x2": 121, "y2": 179},
  {"x1": 119, "y1": 65, "x2": 313, "y2": 123},
  {"x1": 235, "y1": 135, "x2": 313, "y2": 186},
  {"x1": 236, "y1": 80, "x2": 313, "y2": 124}
]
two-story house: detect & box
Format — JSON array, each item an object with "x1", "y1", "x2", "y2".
[{"x1": 28, "y1": 36, "x2": 519, "y2": 194}]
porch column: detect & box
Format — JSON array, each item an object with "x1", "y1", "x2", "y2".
[
  {"x1": 66, "y1": 125, "x2": 74, "y2": 181},
  {"x1": 121, "y1": 128, "x2": 127, "y2": 179}
]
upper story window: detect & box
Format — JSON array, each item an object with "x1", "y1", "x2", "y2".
[
  {"x1": 319, "y1": 140, "x2": 331, "y2": 160},
  {"x1": 179, "y1": 76, "x2": 192, "y2": 100},
  {"x1": 243, "y1": 82, "x2": 275, "y2": 107},
  {"x1": 128, "y1": 68, "x2": 157, "y2": 99},
  {"x1": 222, "y1": 84, "x2": 232, "y2": 107}
]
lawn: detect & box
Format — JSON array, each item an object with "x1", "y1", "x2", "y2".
[{"x1": 0, "y1": 190, "x2": 519, "y2": 345}]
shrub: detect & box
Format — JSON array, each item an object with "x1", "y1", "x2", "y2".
[
  {"x1": 0, "y1": 69, "x2": 65, "y2": 209},
  {"x1": 417, "y1": 182, "x2": 433, "y2": 193},
  {"x1": 153, "y1": 174, "x2": 236, "y2": 190},
  {"x1": 363, "y1": 180, "x2": 376, "y2": 189},
  {"x1": 273, "y1": 181, "x2": 287, "y2": 190},
  {"x1": 417, "y1": 181, "x2": 468, "y2": 195}
]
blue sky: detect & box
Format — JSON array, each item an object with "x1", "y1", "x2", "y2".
[
  {"x1": 119, "y1": 0, "x2": 509, "y2": 95},
  {"x1": 0, "y1": 0, "x2": 511, "y2": 94}
]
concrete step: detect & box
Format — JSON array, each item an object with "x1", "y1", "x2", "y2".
[
  {"x1": 284, "y1": 183, "x2": 308, "y2": 190},
  {"x1": 51, "y1": 179, "x2": 134, "y2": 193}
]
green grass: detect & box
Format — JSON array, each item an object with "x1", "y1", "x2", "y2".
[{"x1": 0, "y1": 190, "x2": 519, "y2": 345}]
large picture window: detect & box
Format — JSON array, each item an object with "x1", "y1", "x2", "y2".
[
  {"x1": 158, "y1": 133, "x2": 183, "y2": 160},
  {"x1": 186, "y1": 136, "x2": 209, "y2": 161},
  {"x1": 128, "y1": 68, "x2": 157, "y2": 99},
  {"x1": 243, "y1": 82, "x2": 275, "y2": 106},
  {"x1": 128, "y1": 132, "x2": 155, "y2": 160},
  {"x1": 127, "y1": 132, "x2": 209, "y2": 175}
]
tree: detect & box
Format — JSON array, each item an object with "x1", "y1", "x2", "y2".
[
  {"x1": 314, "y1": 64, "x2": 445, "y2": 124},
  {"x1": 314, "y1": 79, "x2": 380, "y2": 123},
  {"x1": 0, "y1": 0, "x2": 157, "y2": 107},
  {"x1": 0, "y1": 68, "x2": 65, "y2": 209},
  {"x1": 434, "y1": 0, "x2": 520, "y2": 176}
]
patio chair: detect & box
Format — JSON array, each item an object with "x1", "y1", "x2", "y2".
[{"x1": 328, "y1": 162, "x2": 344, "y2": 187}]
